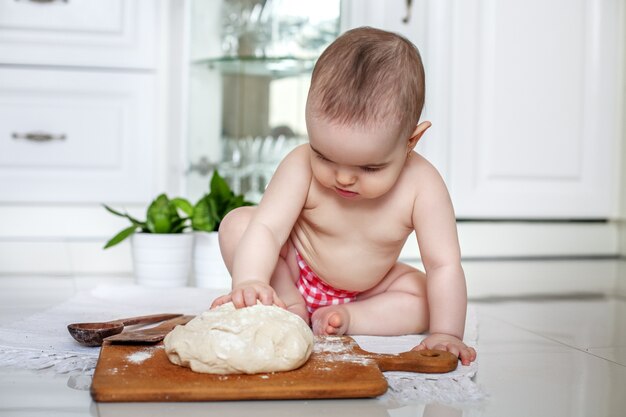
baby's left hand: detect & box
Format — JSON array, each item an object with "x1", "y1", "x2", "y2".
[{"x1": 413, "y1": 333, "x2": 477, "y2": 366}]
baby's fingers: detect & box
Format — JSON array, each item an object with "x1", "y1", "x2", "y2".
[
  {"x1": 210, "y1": 294, "x2": 232, "y2": 309},
  {"x1": 242, "y1": 287, "x2": 260, "y2": 307},
  {"x1": 230, "y1": 289, "x2": 247, "y2": 308},
  {"x1": 431, "y1": 343, "x2": 448, "y2": 353},
  {"x1": 459, "y1": 346, "x2": 477, "y2": 366},
  {"x1": 444, "y1": 344, "x2": 461, "y2": 360},
  {"x1": 257, "y1": 289, "x2": 287, "y2": 309},
  {"x1": 258, "y1": 290, "x2": 274, "y2": 306},
  {"x1": 435, "y1": 343, "x2": 475, "y2": 366},
  {"x1": 412, "y1": 342, "x2": 427, "y2": 351}
]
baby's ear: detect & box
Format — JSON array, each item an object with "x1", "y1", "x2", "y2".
[{"x1": 407, "y1": 121, "x2": 432, "y2": 152}]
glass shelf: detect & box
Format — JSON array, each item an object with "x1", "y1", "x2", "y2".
[
  {"x1": 186, "y1": 0, "x2": 341, "y2": 201},
  {"x1": 194, "y1": 56, "x2": 315, "y2": 78}
]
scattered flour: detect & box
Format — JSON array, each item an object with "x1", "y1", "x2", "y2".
[
  {"x1": 126, "y1": 350, "x2": 153, "y2": 364},
  {"x1": 124, "y1": 345, "x2": 163, "y2": 365},
  {"x1": 313, "y1": 336, "x2": 349, "y2": 353},
  {"x1": 313, "y1": 336, "x2": 373, "y2": 366}
]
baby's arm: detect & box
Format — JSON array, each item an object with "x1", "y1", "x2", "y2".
[
  {"x1": 410, "y1": 163, "x2": 476, "y2": 365},
  {"x1": 212, "y1": 145, "x2": 312, "y2": 309}
]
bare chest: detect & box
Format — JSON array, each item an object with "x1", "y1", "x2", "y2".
[{"x1": 300, "y1": 187, "x2": 414, "y2": 248}]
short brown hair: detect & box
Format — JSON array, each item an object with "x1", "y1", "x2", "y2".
[{"x1": 306, "y1": 27, "x2": 425, "y2": 139}]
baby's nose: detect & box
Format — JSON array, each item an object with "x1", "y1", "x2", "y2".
[{"x1": 336, "y1": 168, "x2": 357, "y2": 186}]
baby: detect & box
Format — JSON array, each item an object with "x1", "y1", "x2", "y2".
[{"x1": 213, "y1": 27, "x2": 476, "y2": 365}]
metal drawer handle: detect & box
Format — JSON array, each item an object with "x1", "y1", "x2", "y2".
[
  {"x1": 12, "y1": 132, "x2": 67, "y2": 142},
  {"x1": 403, "y1": 0, "x2": 413, "y2": 23}
]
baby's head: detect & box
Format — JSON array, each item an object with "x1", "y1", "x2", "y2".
[{"x1": 306, "y1": 27, "x2": 425, "y2": 142}]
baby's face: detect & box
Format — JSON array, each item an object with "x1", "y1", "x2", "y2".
[{"x1": 307, "y1": 118, "x2": 409, "y2": 200}]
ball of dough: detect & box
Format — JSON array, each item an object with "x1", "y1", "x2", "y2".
[{"x1": 164, "y1": 302, "x2": 313, "y2": 374}]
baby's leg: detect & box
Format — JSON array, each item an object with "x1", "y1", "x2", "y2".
[
  {"x1": 311, "y1": 262, "x2": 428, "y2": 336},
  {"x1": 218, "y1": 207, "x2": 308, "y2": 323},
  {"x1": 269, "y1": 241, "x2": 309, "y2": 324}
]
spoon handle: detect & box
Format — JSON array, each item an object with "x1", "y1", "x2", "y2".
[
  {"x1": 120, "y1": 313, "x2": 183, "y2": 326},
  {"x1": 105, "y1": 315, "x2": 194, "y2": 344}
]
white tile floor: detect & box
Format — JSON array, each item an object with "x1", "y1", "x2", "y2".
[
  {"x1": 471, "y1": 295, "x2": 626, "y2": 417},
  {"x1": 0, "y1": 260, "x2": 625, "y2": 417}
]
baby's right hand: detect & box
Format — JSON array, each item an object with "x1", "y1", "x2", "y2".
[{"x1": 210, "y1": 280, "x2": 286, "y2": 310}]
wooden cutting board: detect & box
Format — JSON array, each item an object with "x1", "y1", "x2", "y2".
[{"x1": 91, "y1": 336, "x2": 457, "y2": 402}]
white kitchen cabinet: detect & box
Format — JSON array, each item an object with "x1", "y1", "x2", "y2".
[
  {"x1": 0, "y1": 0, "x2": 177, "y2": 275},
  {"x1": 0, "y1": 67, "x2": 156, "y2": 203},
  {"x1": 343, "y1": 0, "x2": 623, "y2": 219},
  {"x1": 0, "y1": 0, "x2": 162, "y2": 205},
  {"x1": 0, "y1": 0, "x2": 157, "y2": 69}
]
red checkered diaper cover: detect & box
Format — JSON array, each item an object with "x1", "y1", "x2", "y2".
[{"x1": 295, "y1": 251, "x2": 359, "y2": 314}]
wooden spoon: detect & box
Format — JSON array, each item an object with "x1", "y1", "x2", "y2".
[
  {"x1": 67, "y1": 313, "x2": 183, "y2": 347},
  {"x1": 104, "y1": 315, "x2": 194, "y2": 344}
]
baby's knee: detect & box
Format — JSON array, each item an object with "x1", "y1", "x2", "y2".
[
  {"x1": 396, "y1": 267, "x2": 428, "y2": 298},
  {"x1": 219, "y1": 207, "x2": 254, "y2": 238},
  {"x1": 218, "y1": 206, "x2": 256, "y2": 254}
]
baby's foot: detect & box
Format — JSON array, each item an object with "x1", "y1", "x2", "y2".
[{"x1": 311, "y1": 306, "x2": 350, "y2": 335}]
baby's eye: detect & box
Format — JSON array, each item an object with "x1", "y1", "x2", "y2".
[
  {"x1": 360, "y1": 166, "x2": 382, "y2": 173},
  {"x1": 315, "y1": 153, "x2": 329, "y2": 162}
]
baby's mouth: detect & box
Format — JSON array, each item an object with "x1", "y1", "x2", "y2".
[{"x1": 335, "y1": 187, "x2": 359, "y2": 198}]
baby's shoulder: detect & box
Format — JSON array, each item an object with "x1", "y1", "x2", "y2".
[
  {"x1": 275, "y1": 143, "x2": 312, "y2": 174},
  {"x1": 401, "y1": 152, "x2": 445, "y2": 186},
  {"x1": 282, "y1": 142, "x2": 310, "y2": 161}
]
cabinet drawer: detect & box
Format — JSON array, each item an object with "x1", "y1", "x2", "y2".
[
  {"x1": 0, "y1": 67, "x2": 157, "y2": 203},
  {"x1": 0, "y1": 0, "x2": 157, "y2": 69}
]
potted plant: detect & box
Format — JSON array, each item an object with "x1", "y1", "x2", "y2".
[
  {"x1": 103, "y1": 194, "x2": 195, "y2": 288},
  {"x1": 191, "y1": 171, "x2": 254, "y2": 289}
]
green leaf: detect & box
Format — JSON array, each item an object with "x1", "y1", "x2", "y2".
[
  {"x1": 103, "y1": 225, "x2": 138, "y2": 249},
  {"x1": 172, "y1": 197, "x2": 194, "y2": 217},
  {"x1": 190, "y1": 170, "x2": 256, "y2": 232},
  {"x1": 208, "y1": 196, "x2": 220, "y2": 222},
  {"x1": 103, "y1": 194, "x2": 194, "y2": 238},
  {"x1": 125, "y1": 213, "x2": 146, "y2": 227},
  {"x1": 146, "y1": 194, "x2": 175, "y2": 233},
  {"x1": 103, "y1": 204, "x2": 126, "y2": 218},
  {"x1": 223, "y1": 195, "x2": 254, "y2": 218},
  {"x1": 210, "y1": 170, "x2": 234, "y2": 210},
  {"x1": 191, "y1": 196, "x2": 216, "y2": 232},
  {"x1": 103, "y1": 204, "x2": 146, "y2": 227},
  {"x1": 170, "y1": 216, "x2": 189, "y2": 234}
]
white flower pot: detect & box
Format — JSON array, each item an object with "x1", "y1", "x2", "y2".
[
  {"x1": 131, "y1": 233, "x2": 193, "y2": 287},
  {"x1": 193, "y1": 231, "x2": 231, "y2": 289}
]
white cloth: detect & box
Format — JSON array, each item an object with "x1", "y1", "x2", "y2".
[
  {"x1": 0, "y1": 284, "x2": 486, "y2": 404},
  {"x1": 0, "y1": 285, "x2": 216, "y2": 374},
  {"x1": 354, "y1": 307, "x2": 485, "y2": 405}
]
